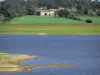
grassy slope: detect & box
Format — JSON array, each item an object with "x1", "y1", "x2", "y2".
[
  {"x1": 11, "y1": 16, "x2": 100, "y2": 24},
  {"x1": 11, "y1": 16, "x2": 85, "y2": 24},
  {"x1": 0, "y1": 16, "x2": 100, "y2": 34},
  {"x1": 0, "y1": 23, "x2": 100, "y2": 34},
  {"x1": 80, "y1": 16, "x2": 100, "y2": 23}
]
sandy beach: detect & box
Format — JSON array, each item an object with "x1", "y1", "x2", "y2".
[
  {"x1": 0, "y1": 53, "x2": 76, "y2": 73},
  {"x1": 0, "y1": 53, "x2": 38, "y2": 72}
]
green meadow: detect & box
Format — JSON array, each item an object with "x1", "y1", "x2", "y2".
[
  {"x1": 11, "y1": 16, "x2": 100, "y2": 24},
  {"x1": 11, "y1": 16, "x2": 83, "y2": 24},
  {"x1": 0, "y1": 16, "x2": 100, "y2": 34}
]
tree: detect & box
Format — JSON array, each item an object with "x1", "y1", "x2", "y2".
[
  {"x1": 97, "y1": 9, "x2": 100, "y2": 16},
  {"x1": 24, "y1": 0, "x2": 37, "y2": 15},
  {"x1": 0, "y1": 0, "x2": 37, "y2": 22},
  {"x1": 56, "y1": 9, "x2": 70, "y2": 17},
  {"x1": 76, "y1": 0, "x2": 91, "y2": 15},
  {"x1": 0, "y1": 1, "x2": 14, "y2": 21},
  {"x1": 87, "y1": 9, "x2": 97, "y2": 16},
  {"x1": 91, "y1": 1, "x2": 100, "y2": 11}
]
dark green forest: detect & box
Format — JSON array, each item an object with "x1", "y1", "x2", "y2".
[{"x1": 0, "y1": 0, "x2": 100, "y2": 21}]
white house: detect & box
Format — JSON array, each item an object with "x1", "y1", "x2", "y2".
[{"x1": 39, "y1": 9, "x2": 57, "y2": 16}]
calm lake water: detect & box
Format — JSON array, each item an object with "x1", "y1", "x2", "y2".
[{"x1": 0, "y1": 34, "x2": 100, "y2": 75}]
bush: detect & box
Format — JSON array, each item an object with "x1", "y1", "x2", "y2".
[
  {"x1": 55, "y1": 9, "x2": 82, "y2": 21},
  {"x1": 68, "y1": 14, "x2": 82, "y2": 21},
  {"x1": 37, "y1": 11, "x2": 41, "y2": 16},
  {"x1": 78, "y1": 18, "x2": 83, "y2": 21},
  {"x1": 67, "y1": 12, "x2": 82, "y2": 21},
  {"x1": 67, "y1": 12, "x2": 75, "y2": 18},
  {"x1": 85, "y1": 19, "x2": 92, "y2": 23},
  {"x1": 72, "y1": 17, "x2": 78, "y2": 20},
  {"x1": 57, "y1": 9, "x2": 70, "y2": 17}
]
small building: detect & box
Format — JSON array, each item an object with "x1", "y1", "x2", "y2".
[
  {"x1": 38, "y1": 7, "x2": 75, "y2": 16},
  {"x1": 39, "y1": 9, "x2": 57, "y2": 16}
]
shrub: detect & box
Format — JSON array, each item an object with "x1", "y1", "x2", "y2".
[
  {"x1": 67, "y1": 13, "x2": 82, "y2": 21},
  {"x1": 77, "y1": 18, "x2": 82, "y2": 21},
  {"x1": 57, "y1": 9, "x2": 70, "y2": 17},
  {"x1": 68, "y1": 14, "x2": 82, "y2": 21},
  {"x1": 67, "y1": 12, "x2": 75, "y2": 18},
  {"x1": 85, "y1": 19, "x2": 92, "y2": 23},
  {"x1": 37, "y1": 11, "x2": 41, "y2": 16},
  {"x1": 55, "y1": 9, "x2": 82, "y2": 21},
  {"x1": 72, "y1": 17, "x2": 78, "y2": 20}
]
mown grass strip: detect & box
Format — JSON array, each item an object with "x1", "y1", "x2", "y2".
[{"x1": 0, "y1": 23, "x2": 100, "y2": 34}]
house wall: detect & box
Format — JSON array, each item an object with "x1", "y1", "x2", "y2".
[
  {"x1": 40, "y1": 11, "x2": 55, "y2": 16},
  {"x1": 50, "y1": 11, "x2": 55, "y2": 15},
  {"x1": 41, "y1": 12, "x2": 50, "y2": 16}
]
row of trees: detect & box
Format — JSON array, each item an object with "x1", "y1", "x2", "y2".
[
  {"x1": 38, "y1": 0, "x2": 100, "y2": 16},
  {"x1": 75, "y1": 0, "x2": 100, "y2": 16},
  {"x1": 0, "y1": 0, "x2": 100, "y2": 21}
]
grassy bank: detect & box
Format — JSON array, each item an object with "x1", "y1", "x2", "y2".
[
  {"x1": 11, "y1": 16, "x2": 100, "y2": 24},
  {"x1": 0, "y1": 16, "x2": 100, "y2": 34},
  {"x1": 0, "y1": 23, "x2": 100, "y2": 34},
  {"x1": 11, "y1": 16, "x2": 85, "y2": 24}
]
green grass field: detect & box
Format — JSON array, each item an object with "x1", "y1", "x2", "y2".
[
  {"x1": 80, "y1": 16, "x2": 100, "y2": 23},
  {"x1": 11, "y1": 16, "x2": 84, "y2": 24},
  {"x1": 0, "y1": 16, "x2": 100, "y2": 34},
  {"x1": 0, "y1": 23, "x2": 100, "y2": 34},
  {"x1": 11, "y1": 16, "x2": 100, "y2": 24}
]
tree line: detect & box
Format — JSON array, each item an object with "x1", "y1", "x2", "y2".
[
  {"x1": 0, "y1": 0, "x2": 37, "y2": 21},
  {"x1": 0, "y1": 0, "x2": 100, "y2": 21}
]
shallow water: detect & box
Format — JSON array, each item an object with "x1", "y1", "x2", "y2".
[{"x1": 0, "y1": 35, "x2": 100, "y2": 75}]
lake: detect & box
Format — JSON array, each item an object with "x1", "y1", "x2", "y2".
[{"x1": 0, "y1": 34, "x2": 100, "y2": 75}]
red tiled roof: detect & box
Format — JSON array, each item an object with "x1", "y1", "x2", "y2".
[
  {"x1": 40, "y1": 10, "x2": 50, "y2": 12},
  {"x1": 39, "y1": 9, "x2": 57, "y2": 12},
  {"x1": 49, "y1": 9, "x2": 57, "y2": 11}
]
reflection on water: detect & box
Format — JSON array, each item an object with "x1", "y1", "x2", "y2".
[{"x1": 0, "y1": 35, "x2": 100, "y2": 75}]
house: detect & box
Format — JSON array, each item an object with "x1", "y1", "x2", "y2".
[
  {"x1": 39, "y1": 9, "x2": 57, "y2": 16},
  {"x1": 38, "y1": 7, "x2": 76, "y2": 16}
]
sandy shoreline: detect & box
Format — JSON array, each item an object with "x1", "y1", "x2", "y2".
[
  {"x1": 0, "y1": 53, "x2": 76, "y2": 73},
  {"x1": 0, "y1": 53, "x2": 38, "y2": 72}
]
